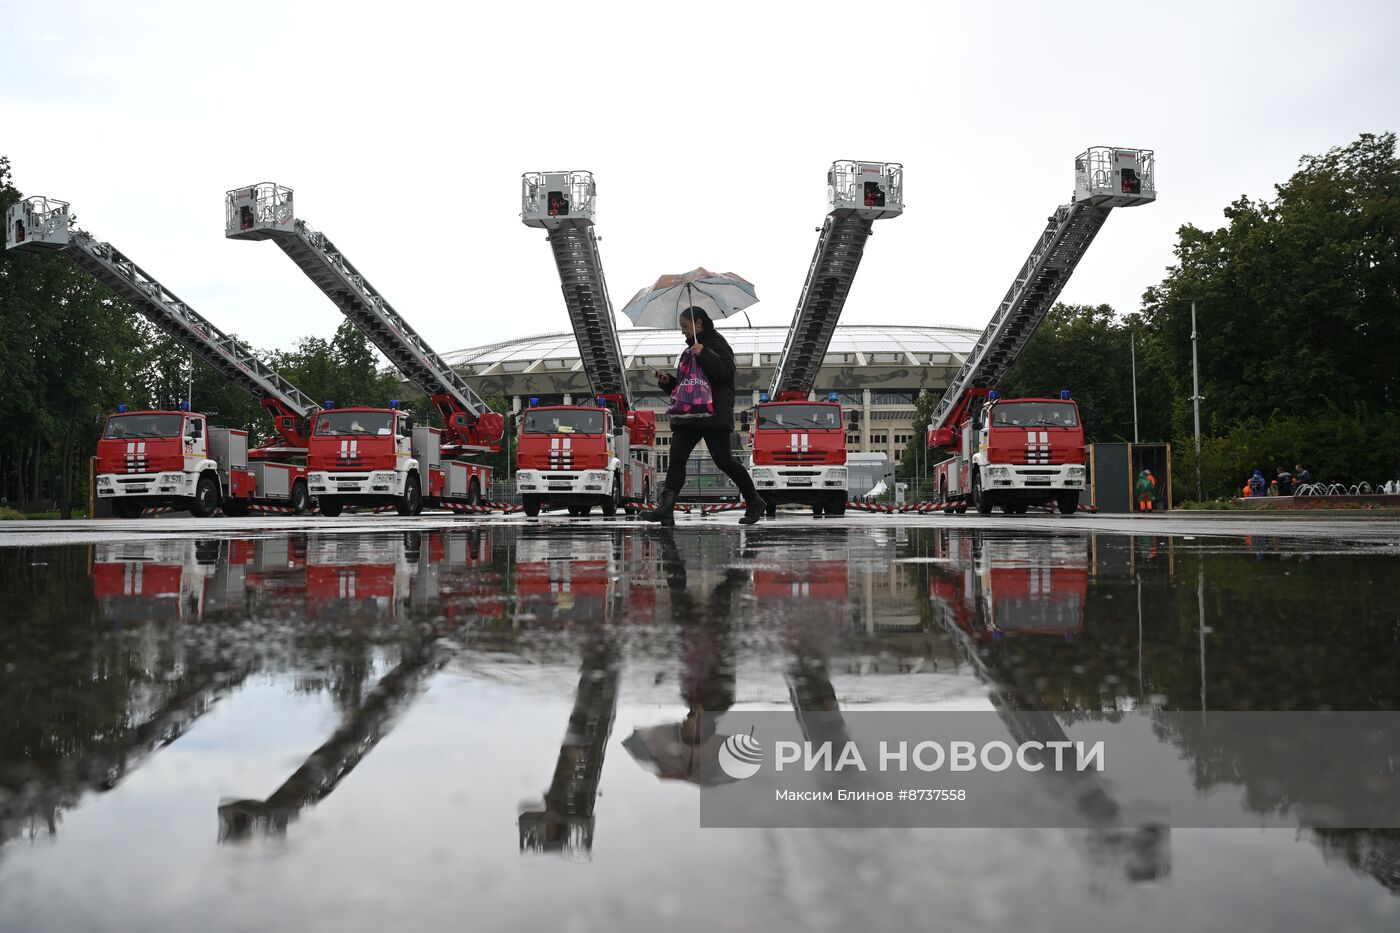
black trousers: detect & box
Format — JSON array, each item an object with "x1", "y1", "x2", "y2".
[{"x1": 665, "y1": 425, "x2": 762, "y2": 501}]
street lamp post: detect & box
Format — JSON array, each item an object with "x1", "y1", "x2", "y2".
[
  {"x1": 1130, "y1": 331, "x2": 1140, "y2": 445},
  {"x1": 1190, "y1": 301, "x2": 1203, "y2": 501}
]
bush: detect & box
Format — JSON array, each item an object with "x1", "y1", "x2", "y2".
[
  {"x1": 1174, "y1": 408, "x2": 1400, "y2": 499},
  {"x1": 0, "y1": 506, "x2": 25, "y2": 520}
]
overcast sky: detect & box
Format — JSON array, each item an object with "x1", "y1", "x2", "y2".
[{"x1": 5, "y1": 0, "x2": 1398, "y2": 358}]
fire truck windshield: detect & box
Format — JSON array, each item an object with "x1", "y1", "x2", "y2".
[
  {"x1": 103, "y1": 413, "x2": 183, "y2": 439},
  {"x1": 522, "y1": 410, "x2": 605, "y2": 435},
  {"x1": 314, "y1": 411, "x2": 395, "y2": 436},
  {"x1": 756, "y1": 404, "x2": 841, "y2": 429},
  {"x1": 990, "y1": 401, "x2": 1078, "y2": 427}
]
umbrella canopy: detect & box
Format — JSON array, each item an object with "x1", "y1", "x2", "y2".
[
  {"x1": 620, "y1": 267, "x2": 758, "y2": 328},
  {"x1": 622, "y1": 721, "x2": 741, "y2": 787}
]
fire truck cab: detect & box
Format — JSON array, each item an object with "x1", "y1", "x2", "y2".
[
  {"x1": 306, "y1": 405, "x2": 421, "y2": 516},
  {"x1": 930, "y1": 392, "x2": 1087, "y2": 515},
  {"x1": 515, "y1": 402, "x2": 655, "y2": 517},
  {"x1": 744, "y1": 395, "x2": 857, "y2": 516}
]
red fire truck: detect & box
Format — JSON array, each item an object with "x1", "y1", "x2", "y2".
[
  {"x1": 925, "y1": 147, "x2": 1156, "y2": 515},
  {"x1": 227, "y1": 183, "x2": 505, "y2": 516},
  {"x1": 7, "y1": 195, "x2": 321, "y2": 518},
  {"x1": 747, "y1": 161, "x2": 903, "y2": 515},
  {"x1": 514, "y1": 401, "x2": 656, "y2": 516},
  {"x1": 518, "y1": 171, "x2": 656, "y2": 517}
]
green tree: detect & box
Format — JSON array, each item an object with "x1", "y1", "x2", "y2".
[
  {"x1": 996, "y1": 303, "x2": 1175, "y2": 444},
  {"x1": 0, "y1": 159, "x2": 149, "y2": 514},
  {"x1": 1140, "y1": 132, "x2": 1400, "y2": 436}
]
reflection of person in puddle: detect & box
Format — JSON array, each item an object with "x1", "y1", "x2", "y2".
[{"x1": 659, "y1": 530, "x2": 748, "y2": 746}]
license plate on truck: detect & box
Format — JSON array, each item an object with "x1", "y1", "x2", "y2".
[
  {"x1": 126, "y1": 486, "x2": 148, "y2": 493},
  {"x1": 788, "y1": 478, "x2": 812, "y2": 486}
]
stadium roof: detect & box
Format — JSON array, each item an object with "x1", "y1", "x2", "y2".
[{"x1": 444, "y1": 324, "x2": 980, "y2": 376}]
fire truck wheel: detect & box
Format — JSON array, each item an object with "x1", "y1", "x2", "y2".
[
  {"x1": 1057, "y1": 491, "x2": 1079, "y2": 515},
  {"x1": 291, "y1": 481, "x2": 310, "y2": 515},
  {"x1": 601, "y1": 475, "x2": 621, "y2": 516},
  {"x1": 811, "y1": 502, "x2": 824, "y2": 516},
  {"x1": 396, "y1": 473, "x2": 422, "y2": 516},
  {"x1": 569, "y1": 505, "x2": 590, "y2": 517},
  {"x1": 826, "y1": 494, "x2": 846, "y2": 517},
  {"x1": 765, "y1": 501, "x2": 778, "y2": 518},
  {"x1": 190, "y1": 475, "x2": 219, "y2": 518},
  {"x1": 222, "y1": 499, "x2": 250, "y2": 517},
  {"x1": 467, "y1": 479, "x2": 481, "y2": 507},
  {"x1": 113, "y1": 500, "x2": 144, "y2": 519},
  {"x1": 319, "y1": 499, "x2": 344, "y2": 517},
  {"x1": 972, "y1": 472, "x2": 993, "y2": 515},
  {"x1": 522, "y1": 496, "x2": 541, "y2": 517}
]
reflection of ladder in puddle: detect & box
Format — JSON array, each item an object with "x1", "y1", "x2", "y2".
[
  {"x1": 218, "y1": 640, "x2": 446, "y2": 841},
  {"x1": 518, "y1": 630, "x2": 621, "y2": 858}
]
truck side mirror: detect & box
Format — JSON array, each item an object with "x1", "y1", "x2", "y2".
[
  {"x1": 740, "y1": 411, "x2": 750, "y2": 431},
  {"x1": 187, "y1": 420, "x2": 202, "y2": 438},
  {"x1": 846, "y1": 409, "x2": 860, "y2": 429}
]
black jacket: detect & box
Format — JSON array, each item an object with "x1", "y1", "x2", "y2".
[{"x1": 659, "y1": 329, "x2": 738, "y2": 431}]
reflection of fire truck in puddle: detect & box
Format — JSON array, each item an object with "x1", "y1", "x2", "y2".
[
  {"x1": 513, "y1": 532, "x2": 621, "y2": 627},
  {"x1": 754, "y1": 558, "x2": 848, "y2": 602},
  {"x1": 303, "y1": 530, "x2": 503, "y2": 623},
  {"x1": 94, "y1": 539, "x2": 232, "y2": 624},
  {"x1": 925, "y1": 531, "x2": 1088, "y2": 640},
  {"x1": 95, "y1": 531, "x2": 504, "y2": 626}
]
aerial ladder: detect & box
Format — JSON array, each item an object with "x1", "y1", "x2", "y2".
[
  {"x1": 225, "y1": 183, "x2": 503, "y2": 454},
  {"x1": 516, "y1": 171, "x2": 656, "y2": 517},
  {"x1": 6, "y1": 196, "x2": 321, "y2": 517},
  {"x1": 925, "y1": 147, "x2": 1156, "y2": 515},
  {"x1": 744, "y1": 162, "x2": 904, "y2": 516},
  {"x1": 226, "y1": 184, "x2": 505, "y2": 514}
]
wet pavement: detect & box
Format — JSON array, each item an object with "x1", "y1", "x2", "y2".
[{"x1": 2, "y1": 515, "x2": 1399, "y2": 932}]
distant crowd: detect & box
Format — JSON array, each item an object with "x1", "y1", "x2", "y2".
[{"x1": 1242, "y1": 464, "x2": 1312, "y2": 498}]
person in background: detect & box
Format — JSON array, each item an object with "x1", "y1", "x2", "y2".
[
  {"x1": 1248, "y1": 469, "x2": 1267, "y2": 497},
  {"x1": 1295, "y1": 463, "x2": 1311, "y2": 487},
  {"x1": 1268, "y1": 478, "x2": 1279, "y2": 496},
  {"x1": 1135, "y1": 468, "x2": 1156, "y2": 512},
  {"x1": 1276, "y1": 467, "x2": 1294, "y2": 496}
]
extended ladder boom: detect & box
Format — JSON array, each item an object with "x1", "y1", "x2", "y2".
[
  {"x1": 928, "y1": 147, "x2": 1156, "y2": 435},
  {"x1": 520, "y1": 171, "x2": 630, "y2": 410},
  {"x1": 769, "y1": 162, "x2": 904, "y2": 401},
  {"x1": 6, "y1": 196, "x2": 319, "y2": 451},
  {"x1": 225, "y1": 184, "x2": 503, "y2": 451}
]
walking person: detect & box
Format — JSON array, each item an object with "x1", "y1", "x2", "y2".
[{"x1": 641, "y1": 307, "x2": 767, "y2": 526}]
